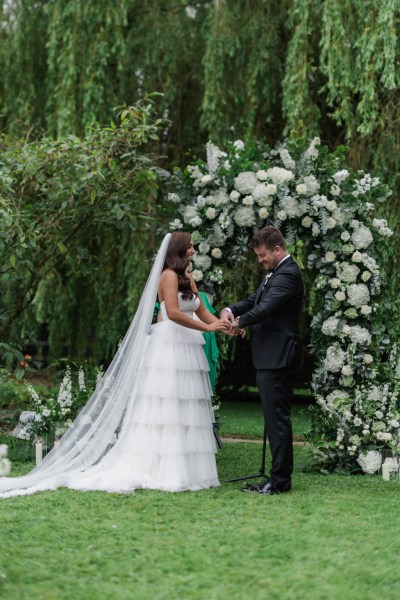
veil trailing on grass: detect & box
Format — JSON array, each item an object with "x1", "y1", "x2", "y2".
[{"x1": 0, "y1": 233, "x2": 172, "y2": 498}]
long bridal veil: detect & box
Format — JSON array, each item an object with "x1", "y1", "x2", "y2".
[{"x1": 0, "y1": 233, "x2": 172, "y2": 498}]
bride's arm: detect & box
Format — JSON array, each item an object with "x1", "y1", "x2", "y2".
[
  {"x1": 189, "y1": 276, "x2": 220, "y2": 325},
  {"x1": 161, "y1": 270, "x2": 228, "y2": 333}
]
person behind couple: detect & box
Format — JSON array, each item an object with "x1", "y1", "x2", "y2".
[
  {"x1": 0, "y1": 232, "x2": 229, "y2": 498},
  {"x1": 222, "y1": 226, "x2": 304, "y2": 495}
]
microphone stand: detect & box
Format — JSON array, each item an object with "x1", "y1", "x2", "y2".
[{"x1": 223, "y1": 422, "x2": 269, "y2": 484}]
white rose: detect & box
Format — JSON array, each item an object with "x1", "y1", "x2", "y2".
[
  {"x1": 277, "y1": 210, "x2": 287, "y2": 221},
  {"x1": 205, "y1": 207, "x2": 216, "y2": 219},
  {"x1": 361, "y1": 271, "x2": 371, "y2": 282},
  {"x1": 341, "y1": 365, "x2": 354, "y2": 376},
  {"x1": 230, "y1": 190, "x2": 240, "y2": 202},
  {"x1": 341, "y1": 231, "x2": 351, "y2": 242},
  {"x1": 326, "y1": 200, "x2": 337, "y2": 211},
  {"x1": 211, "y1": 248, "x2": 222, "y2": 259},
  {"x1": 265, "y1": 183, "x2": 277, "y2": 195},
  {"x1": 335, "y1": 291, "x2": 346, "y2": 302},
  {"x1": 242, "y1": 195, "x2": 254, "y2": 206},
  {"x1": 325, "y1": 251, "x2": 336, "y2": 263},
  {"x1": 352, "y1": 251, "x2": 362, "y2": 262},
  {"x1": 296, "y1": 183, "x2": 307, "y2": 195},
  {"x1": 330, "y1": 278, "x2": 341, "y2": 288},
  {"x1": 259, "y1": 207, "x2": 269, "y2": 219},
  {"x1": 330, "y1": 184, "x2": 341, "y2": 196},
  {"x1": 198, "y1": 241, "x2": 210, "y2": 254},
  {"x1": 191, "y1": 270, "x2": 203, "y2": 281},
  {"x1": 302, "y1": 216, "x2": 313, "y2": 228},
  {"x1": 363, "y1": 354, "x2": 373, "y2": 364},
  {"x1": 389, "y1": 419, "x2": 400, "y2": 428},
  {"x1": 327, "y1": 217, "x2": 337, "y2": 229},
  {"x1": 256, "y1": 170, "x2": 268, "y2": 181},
  {"x1": 360, "y1": 305, "x2": 372, "y2": 316}
]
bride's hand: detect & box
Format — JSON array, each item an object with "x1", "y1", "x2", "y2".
[{"x1": 206, "y1": 319, "x2": 232, "y2": 333}]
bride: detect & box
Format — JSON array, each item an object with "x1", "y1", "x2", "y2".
[{"x1": 0, "y1": 232, "x2": 230, "y2": 498}]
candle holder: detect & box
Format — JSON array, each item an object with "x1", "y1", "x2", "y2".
[{"x1": 379, "y1": 449, "x2": 399, "y2": 481}]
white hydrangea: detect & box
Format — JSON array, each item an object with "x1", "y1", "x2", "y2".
[
  {"x1": 351, "y1": 225, "x2": 373, "y2": 249},
  {"x1": 253, "y1": 184, "x2": 274, "y2": 205},
  {"x1": 208, "y1": 190, "x2": 229, "y2": 207},
  {"x1": 234, "y1": 171, "x2": 259, "y2": 195},
  {"x1": 322, "y1": 316, "x2": 340, "y2": 336},
  {"x1": 330, "y1": 184, "x2": 341, "y2": 196},
  {"x1": 357, "y1": 450, "x2": 382, "y2": 474},
  {"x1": 218, "y1": 211, "x2": 231, "y2": 230},
  {"x1": 372, "y1": 218, "x2": 393, "y2": 237},
  {"x1": 280, "y1": 196, "x2": 302, "y2": 218},
  {"x1": 360, "y1": 253, "x2": 379, "y2": 274},
  {"x1": 265, "y1": 166, "x2": 294, "y2": 185},
  {"x1": 324, "y1": 345, "x2": 347, "y2": 372},
  {"x1": 168, "y1": 193, "x2": 181, "y2": 204},
  {"x1": 170, "y1": 218, "x2": 183, "y2": 230},
  {"x1": 198, "y1": 241, "x2": 210, "y2": 254},
  {"x1": 333, "y1": 170, "x2": 349, "y2": 184},
  {"x1": 233, "y1": 206, "x2": 256, "y2": 227},
  {"x1": 303, "y1": 175, "x2": 320, "y2": 195},
  {"x1": 326, "y1": 389, "x2": 350, "y2": 408},
  {"x1": 183, "y1": 205, "x2": 200, "y2": 224},
  {"x1": 201, "y1": 174, "x2": 213, "y2": 185},
  {"x1": 336, "y1": 262, "x2": 360, "y2": 283},
  {"x1": 350, "y1": 325, "x2": 371, "y2": 345},
  {"x1": 193, "y1": 254, "x2": 212, "y2": 271},
  {"x1": 347, "y1": 284, "x2": 370, "y2": 307}
]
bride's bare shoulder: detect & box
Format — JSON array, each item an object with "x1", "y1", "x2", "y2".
[{"x1": 160, "y1": 269, "x2": 178, "y2": 285}]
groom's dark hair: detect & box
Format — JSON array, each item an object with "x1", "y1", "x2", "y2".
[{"x1": 251, "y1": 227, "x2": 286, "y2": 251}]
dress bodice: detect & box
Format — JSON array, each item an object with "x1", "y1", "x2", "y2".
[{"x1": 160, "y1": 292, "x2": 200, "y2": 321}]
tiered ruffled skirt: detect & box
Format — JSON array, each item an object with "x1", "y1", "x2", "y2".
[{"x1": 66, "y1": 319, "x2": 220, "y2": 493}]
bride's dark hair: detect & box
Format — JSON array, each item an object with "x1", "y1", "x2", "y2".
[{"x1": 163, "y1": 232, "x2": 197, "y2": 300}]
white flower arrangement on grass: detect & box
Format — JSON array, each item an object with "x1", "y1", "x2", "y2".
[
  {"x1": 168, "y1": 136, "x2": 397, "y2": 471},
  {"x1": 0, "y1": 444, "x2": 11, "y2": 476}
]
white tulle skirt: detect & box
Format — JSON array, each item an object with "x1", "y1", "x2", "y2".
[{"x1": 62, "y1": 319, "x2": 220, "y2": 493}]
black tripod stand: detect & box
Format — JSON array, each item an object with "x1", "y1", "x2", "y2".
[{"x1": 223, "y1": 422, "x2": 269, "y2": 484}]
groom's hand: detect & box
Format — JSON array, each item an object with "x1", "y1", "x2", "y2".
[{"x1": 220, "y1": 308, "x2": 235, "y2": 324}]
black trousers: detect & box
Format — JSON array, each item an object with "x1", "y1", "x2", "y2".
[{"x1": 256, "y1": 368, "x2": 295, "y2": 490}]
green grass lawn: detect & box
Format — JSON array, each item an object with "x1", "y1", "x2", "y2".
[
  {"x1": 219, "y1": 400, "x2": 311, "y2": 440},
  {"x1": 1, "y1": 412, "x2": 400, "y2": 600}
]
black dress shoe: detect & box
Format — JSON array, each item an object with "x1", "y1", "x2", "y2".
[
  {"x1": 242, "y1": 482, "x2": 291, "y2": 495},
  {"x1": 242, "y1": 481, "x2": 267, "y2": 492}
]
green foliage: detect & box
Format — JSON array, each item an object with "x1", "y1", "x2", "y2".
[{"x1": 0, "y1": 98, "x2": 165, "y2": 360}]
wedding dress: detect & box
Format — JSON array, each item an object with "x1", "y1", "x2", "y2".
[{"x1": 0, "y1": 234, "x2": 220, "y2": 498}]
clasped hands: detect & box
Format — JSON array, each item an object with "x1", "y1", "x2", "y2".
[{"x1": 220, "y1": 309, "x2": 246, "y2": 338}]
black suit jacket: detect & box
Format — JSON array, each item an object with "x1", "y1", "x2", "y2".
[{"x1": 228, "y1": 257, "x2": 304, "y2": 370}]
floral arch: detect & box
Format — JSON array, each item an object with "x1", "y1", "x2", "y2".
[{"x1": 168, "y1": 137, "x2": 400, "y2": 472}]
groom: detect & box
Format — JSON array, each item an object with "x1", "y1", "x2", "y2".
[{"x1": 222, "y1": 227, "x2": 304, "y2": 495}]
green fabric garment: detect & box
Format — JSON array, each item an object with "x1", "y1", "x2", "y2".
[{"x1": 154, "y1": 292, "x2": 220, "y2": 391}]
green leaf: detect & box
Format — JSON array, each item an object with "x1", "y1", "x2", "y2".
[{"x1": 9, "y1": 255, "x2": 16, "y2": 268}]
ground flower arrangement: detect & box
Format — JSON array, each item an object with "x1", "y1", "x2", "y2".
[
  {"x1": 168, "y1": 137, "x2": 399, "y2": 472},
  {"x1": 16, "y1": 365, "x2": 104, "y2": 444}
]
